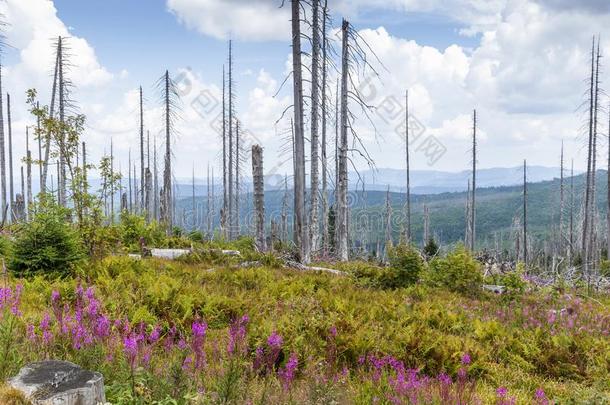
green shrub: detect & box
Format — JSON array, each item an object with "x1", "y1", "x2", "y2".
[
  {"x1": 10, "y1": 199, "x2": 84, "y2": 277},
  {"x1": 425, "y1": 245, "x2": 483, "y2": 296},
  {"x1": 386, "y1": 242, "x2": 425, "y2": 288}
]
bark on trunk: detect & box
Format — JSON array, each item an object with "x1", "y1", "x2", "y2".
[
  {"x1": 336, "y1": 19, "x2": 350, "y2": 261},
  {"x1": 291, "y1": 0, "x2": 310, "y2": 263},
  {"x1": 309, "y1": 0, "x2": 321, "y2": 254},
  {"x1": 252, "y1": 144, "x2": 265, "y2": 252}
]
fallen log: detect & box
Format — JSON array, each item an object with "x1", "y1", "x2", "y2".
[{"x1": 284, "y1": 260, "x2": 346, "y2": 276}]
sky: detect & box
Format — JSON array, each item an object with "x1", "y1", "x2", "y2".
[{"x1": 1, "y1": 0, "x2": 610, "y2": 184}]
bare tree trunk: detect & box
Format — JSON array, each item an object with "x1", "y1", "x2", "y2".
[
  {"x1": 192, "y1": 164, "x2": 196, "y2": 231},
  {"x1": 423, "y1": 202, "x2": 430, "y2": 247},
  {"x1": 383, "y1": 186, "x2": 392, "y2": 260},
  {"x1": 559, "y1": 141, "x2": 564, "y2": 257},
  {"x1": 582, "y1": 37, "x2": 596, "y2": 272},
  {"x1": 37, "y1": 102, "x2": 42, "y2": 195},
  {"x1": 570, "y1": 159, "x2": 574, "y2": 265},
  {"x1": 7, "y1": 93, "x2": 13, "y2": 221},
  {"x1": 235, "y1": 120, "x2": 240, "y2": 237},
  {"x1": 153, "y1": 137, "x2": 159, "y2": 221},
  {"x1": 210, "y1": 166, "x2": 215, "y2": 240},
  {"x1": 0, "y1": 66, "x2": 6, "y2": 220},
  {"x1": 282, "y1": 175, "x2": 288, "y2": 243},
  {"x1": 405, "y1": 90, "x2": 411, "y2": 242},
  {"x1": 128, "y1": 149, "x2": 132, "y2": 214},
  {"x1": 26, "y1": 128, "x2": 32, "y2": 219},
  {"x1": 336, "y1": 19, "x2": 350, "y2": 261},
  {"x1": 309, "y1": 0, "x2": 321, "y2": 254},
  {"x1": 607, "y1": 103, "x2": 610, "y2": 260},
  {"x1": 470, "y1": 109, "x2": 477, "y2": 251},
  {"x1": 139, "y1": 86, "x2": 145, "y2": 213},
  {"x1": 42, "y1": 42, "x2": 60, "y2": 190},
  {"x1": 110, "y1": 138, "x2": 114, "y2": 224},
  {"x1": 523, "y1": 160, "x2": 528, "y2": 269},
  {"x1": 207, "y1": 163, "x2": 211, "y2": 237},
  {"x1": 292, "y1": 0, "x2": 309, "y2": 263},
  {"x1": 465, "y1": 179, "x2": 471, "y2": 246},
  {"x1": 221, "y1": 65, "x2": 228, "y2": 238},
  {"x1": 321, "y1": 0, "x2": 329, "y2": 255},
  {"x1": 162, "y1": 70, "x2": 173, "y2": 233},
  {"x1": 228, "y1": 42, "x2": 235, "y2": 239},
  {"x1": 82, "y1": 141, "x2": 87, "y2": 217},
  {"x1": 58, "y1": 37, "x2": 67, "y2": 208},
  {"x1": 252, "y1": 144, "x2": 265, "y2": 251}
]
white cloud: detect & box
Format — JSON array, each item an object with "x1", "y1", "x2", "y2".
[{"x1": 166, "y1": 0, "x2": 290, "y2": 41}]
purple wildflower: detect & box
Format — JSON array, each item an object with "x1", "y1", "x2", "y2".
[
  {"x1": 461, "y1": 353, "x2": 471, "y2": 365},
  {"x1": 278, "y1": 353, "x2": 299, "y2": 391},
  {"x1": 123, "y1": 335, "x2": 138, "y2": 368}
]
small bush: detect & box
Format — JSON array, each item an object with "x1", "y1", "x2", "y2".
[
  {"x1": 386, "y1": 242, "x2": 425, "y2": 288},
  {"x1": 10, "y1": 199, "x2": 84, "y2": 277},
  {"x1": 425, "y1": 245, "x2": 483, "y2": 296}
]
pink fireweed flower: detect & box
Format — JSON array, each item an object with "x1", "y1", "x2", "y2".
[
  {"x1": 278, "y1": 353, "x2": 299, "y2": 391},
  {"x1": 496, "y1": 387, "x2": 508, "y2": 397},
  {"x1": 11, "y1": 284, "x2": 23, "y2": 316},
  {"x1": 190, "y1": 320, "x2": 208, "y2": 370},
  {"x1": 535, "y1": 388, "x2": 549, "y2": 405},
  {"x1": 461, "y1": 353, "x2": 471, "y2": 365},
  {"x1": 123, "y1": 335, "x2": 138, "y2": 368},
  {"x1": 267, "y1": 331, "x2": 283, "y2": 348},
  {"x1": 227, "y1": 315, "x2": 249, "y2": 356},
  {"x1": 329, "y1": 325, "x2": 337, "y2": 337}
]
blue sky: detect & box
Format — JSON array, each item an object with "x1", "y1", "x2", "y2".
[{"x1": 1, "y1": 0, "x2": 609, "y2": 182}]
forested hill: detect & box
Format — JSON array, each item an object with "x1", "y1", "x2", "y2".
[{"x1": 176, "y1": 170, "x2": 605, "y2": 249}]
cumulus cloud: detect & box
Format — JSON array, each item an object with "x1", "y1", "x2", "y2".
[{"x1": 166, "y1": 0, "x2": 290, "y2": 41}]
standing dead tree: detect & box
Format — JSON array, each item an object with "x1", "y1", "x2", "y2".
[
  {"x1": 404, "y1": 90, "x2": 412, "y2": 243},
  {"x1": 290, "y1": 0, "x2": 310, "y2": 263},
  {"x1": 0, "y1": 65, "x2": 6, "y2": 221},
  {"x1": 252, "y1": 144, "x2": 265, "y2": 252},
  {"x1": 221, "y1": 65, "x2": 228, "y2": 238},
  {"x1": 157, "y1": 70, "x2": 180, "y2": 233},
  {"x1": 470, "y1": 109, "x2": 477, "y2": 252},
  {"x1": 309, "y1": 0, "x2": 322, "y2": 254},
  {"x1": 139, "y1": 86, "x2": 145, "y2": 214},
  {"x1": 559, "y1": 141, "x2": 564, "y2": 259},
  {"x1": 523, "y1": 159, "x2": 528, "y2": 269},
  {"x1": 335, "y1": 19, "x2": 379, "y2": 261},
  {"x1": 320, "y1": 0, "x2": 330, "y2": 255},
  {"x1": 7, "y1": 93, "x2": 13, "y2": 220}
]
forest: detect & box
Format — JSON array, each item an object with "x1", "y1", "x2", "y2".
[{"x1": 0, "y1": 0, "x2": 609, "y2": 404}]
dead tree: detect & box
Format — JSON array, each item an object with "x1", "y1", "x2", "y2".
[
  {"x1": 383, "y1": 186, "x2": 392, "y2": 260},
  {"x1": 110, "y1": 138, "x2": 114, "y2": 223},
  {"x1": 159, "y1": 70, "x2": 179, "y2": 233},
  {"x1": 128, "y1": 149, "x2": 132, "y2": 213},
  {"x1": 470, "y1": 109, "x2": 477, "y2": 252},
  {"x1": 404, "y1": 90, "x2": 412, "y2": 242},
  {"x1": 309, "y1": 0, "x2": 321, "y2": 254},
  {"x1": 291, "y1": 0, "x2": 310, "y2": 263},
  {"x1": 523, "y1": 159, "x2": 528, "y2": 269},
  {"x1": 320, "y1": 0, "x2": 330, "y2": 255},
  {"x1": 282, "y1": 175, "x2": 289, "y2": 243},
  {"x1": 221, "y1": 65, "x2": 228, "y2": 238},
  {"x1": 207, "y1": 163, "x2": 211, "y2": 237},
  {"x1": 570, "y1": 159, "x2": 574, "y2": 265},
  {"x1": 423, "y1": 202, "x2": 430, "y2": 247},
  {"x1": 153, "y1": 136, "x2": 159, "y2": 221},
  {"x1": 228, "y1": 41, "x2": 235, "y2": 239},
  {"x1": 139, "y1": 86, "x2": 145, "y2": 213},
  {"x1": 57, "y1": 37, "x2": 67, "y2": 207},
  {"x1": 26, "y1": 128, "x2": 32, "y2": 218},
  {"x1": 608, "y1": 103, "x2": 610, "y2": 260},
  {"x1": 235, "y1": 119, "x2": 241, "y2": 237},
  {"x1": 252, "y1": 144, "x2": 265, "y2": 251},
  {"x1": 335, "y1": 19, "x2": 378, "y2": 261},
  {"x1": 582, "y1": 37, "x2": 597, "y2": 273},
  {"x1": 7, "y1": 93, "x2": 13, "y2": 221},
  {"x1": 0, "y1": 66, "x2": 6, "y2": 220},
  {"x1": 559, "y1": 141, "x2": 564, "y2": 257},
  {"x1": 465, "y1": 179, "x2": 471, "y2": 246}
]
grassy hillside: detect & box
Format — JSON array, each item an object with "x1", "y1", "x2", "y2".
[{"x1": 1, "y1": 239, "x2": 609, "y2": 404}]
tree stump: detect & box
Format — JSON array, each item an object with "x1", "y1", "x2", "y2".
[{"x1": 8, "y1": 360, "x2": 106, "y2": 405}]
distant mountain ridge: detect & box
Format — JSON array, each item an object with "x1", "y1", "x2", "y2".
[{"x1": 171, "y1": 165, "x2": 571, "y2": 197}]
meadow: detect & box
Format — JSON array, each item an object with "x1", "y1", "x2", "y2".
[{"x1": 0, "y1": 228, "x2": 608, "y2": 404}]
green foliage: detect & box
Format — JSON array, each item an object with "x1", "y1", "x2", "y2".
[
  {"x1": 386, "y1": 242, "x2": 425, "y2": 288},
  {"x1": 10, "y1": 197, "x2": 84, "y2": 277},
  {"x1": 423, "y1": 237, "x2": 440, "y2": 258},
  {"x1": 425, "y1": 245, "x2": 483, "y2": 296}
]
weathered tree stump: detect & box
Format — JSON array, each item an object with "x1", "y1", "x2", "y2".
[{"x1": 8, "y1": 360, "x2": 105, "y2": 405}]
